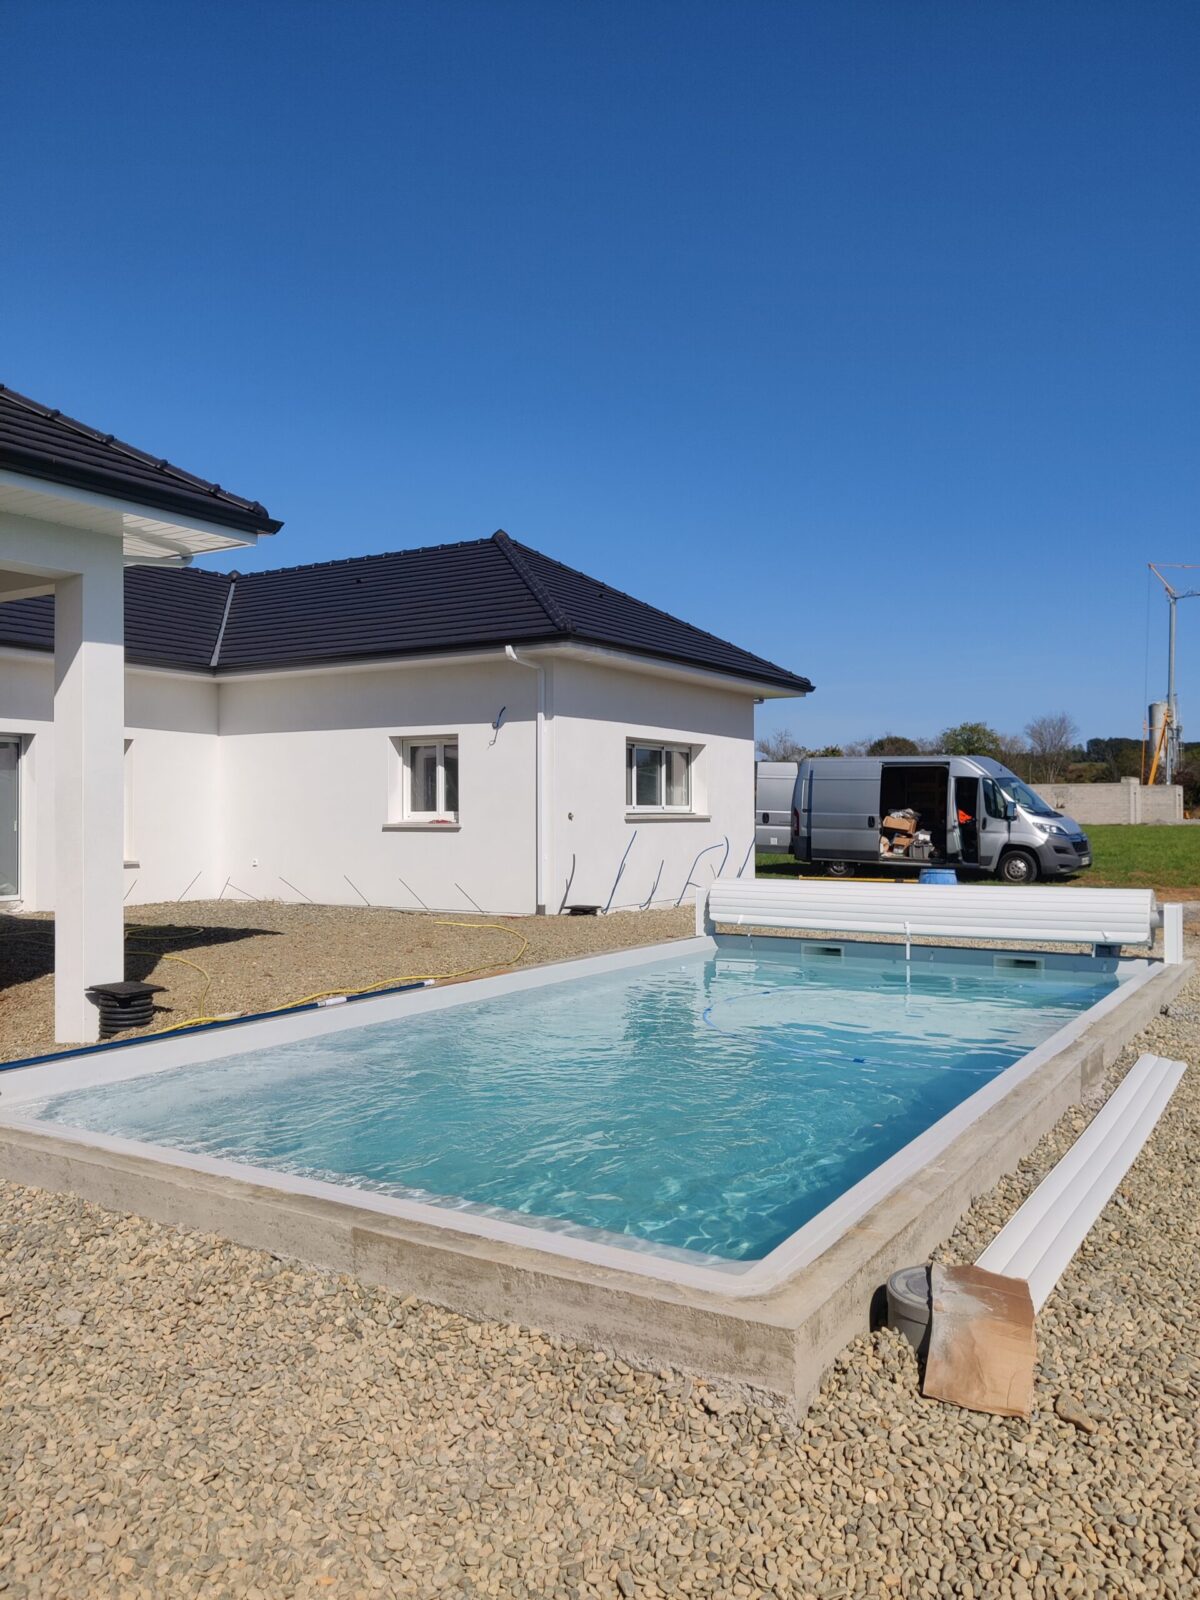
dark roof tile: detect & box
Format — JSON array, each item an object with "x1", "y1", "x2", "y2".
[
  {"x1": 503, "y1": 536, "x2": 810, "y2": 691},
  {"x1": 217, "y1": 538, "x2": 555, "y2": 668},
  {"x1": 0, "y1": 531, "x2": 812, "y2": 693},
  {"x1": 0, "y1": 384, "x2": 281, "y2": 536},
  {"x1": 0, "y1": 566, "x2": 234, "y2": 672}
]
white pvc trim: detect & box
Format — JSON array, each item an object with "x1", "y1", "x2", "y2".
[
  {"x1": 0, "y1": 938, "x2": 1163, "y2": 1299},
  {"x1": 977, "y1": 1052, "x2": 1186, "y2": 1308},
  {"x1": 702, "y1": 880, "x2": 1162, "y2": 948},
  {"x1": 1164, "y1": 903, "x2": 1185, "y2": 964}
]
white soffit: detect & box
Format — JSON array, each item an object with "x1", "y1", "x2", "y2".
[{"x1": 0, "y1": 470, "x2": 261, "y2": 561}]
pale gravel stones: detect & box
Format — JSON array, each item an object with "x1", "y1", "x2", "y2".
[
  {"x1": 0, "y1": 931, "x2": 1196, "y2": 1596},
  {"x1": 1054, "y1": 1393, "x2": 1099, "y2": 1434}
]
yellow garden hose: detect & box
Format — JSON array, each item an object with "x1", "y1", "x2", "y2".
[
  {"x1": 5, "y1": 915, "x2": 530, "y2": 1040},
  {"x1": 132, "y1": 917, "x2": 530, "y2": 1036}
]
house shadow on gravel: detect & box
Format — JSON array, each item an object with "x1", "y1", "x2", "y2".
[{"x1": 0, "y1": 914, "x2": 280, "y2": 993}]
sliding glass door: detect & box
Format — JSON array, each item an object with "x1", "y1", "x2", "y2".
[{"x1": 0, "y1": 740, "x2": 19, "y2": 899}]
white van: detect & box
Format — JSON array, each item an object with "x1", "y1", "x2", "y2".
[
  {"x1": 755, "y1": 761, "x2": 799, "y2": 851},
  {"x1": 790, "y1": 754, "x2": 1091, "y2": 883}
]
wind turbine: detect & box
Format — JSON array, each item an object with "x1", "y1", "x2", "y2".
[{"x1": 1148, "y1": 563, "x2": 1200, "y2": 783}]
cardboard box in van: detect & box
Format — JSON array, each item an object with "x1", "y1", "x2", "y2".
[{"x1": 882, "y1": 812, "x2": 918, "y2": 836}]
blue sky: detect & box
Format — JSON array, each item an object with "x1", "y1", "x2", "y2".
[{"x1": 3, "y1": 1, "x2": 1197, "y2": 748}]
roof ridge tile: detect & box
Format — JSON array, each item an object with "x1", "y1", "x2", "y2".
[
  {"x1": 508, "y1": 537, "x2": 810, "y2": 687},
  {"x1": 490, "y1": 529, "x2": 574, "y2": 632}
]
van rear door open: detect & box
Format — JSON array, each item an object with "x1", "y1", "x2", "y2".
[{"x1": 880, "y1": 762, "x2": 953, "y2": 862}]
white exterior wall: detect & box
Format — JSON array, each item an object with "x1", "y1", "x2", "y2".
[
  {"x1": 0, "y1": 656, "x2": 220, "y2": 911},
  {"x1": 216, "y1": 657, "x2": 539, "y2": 914},
  {"x1": 2, "y1": 648, "x2": 763, "y2": 918},
  {"x1": 548, "y1": 656, "x2": 756, "y2": 913},
  {"x1": 123, "y1": 673, "x2": 221, "y2": 903}
]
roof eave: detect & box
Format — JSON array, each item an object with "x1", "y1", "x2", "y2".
[
  {"x1": 519, "y1": 638, "x2": 814, "y2": 698},
  {"x1": 0, "y1": 631, "x2": 815, "y2": 696},
  {"x1": 0, "y1": 448, "x2": 281, "y2": 537}
]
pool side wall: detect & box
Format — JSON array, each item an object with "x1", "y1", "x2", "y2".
[{"x1": 0, "y1": 952, "x2": 1188, "y2": 1408}]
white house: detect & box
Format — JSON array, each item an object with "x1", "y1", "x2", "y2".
[{"x1": 0, "y1": 384, "x2": 812, "y2": 1035}]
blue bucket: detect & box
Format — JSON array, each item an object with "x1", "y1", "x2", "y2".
[{"x1": 919, "y1": 868, "x2": 958, "y2": 886}]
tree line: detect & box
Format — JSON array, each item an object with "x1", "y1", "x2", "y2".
[{"x1": 756, "y1": 713, "x2": 1200, "y2": 800}]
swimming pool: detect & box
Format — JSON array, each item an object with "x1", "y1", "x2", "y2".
[{"x1": 19, "y1": 937, "x2": 1138, "y2": 1272}]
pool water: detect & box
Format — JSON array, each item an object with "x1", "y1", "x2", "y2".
[{"x1": 31, "y1": 943, "x2": 1124, "y2": 1263}]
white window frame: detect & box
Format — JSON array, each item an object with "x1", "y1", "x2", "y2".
[
  {"x1": 394, "y1": 736, "x2": 460, "y2": 825},
  {"x1": 0, "y1": 735, "x2": 20, "y2": 901},
  {"x1": 625, "y1": 740, "x2": 695, "y2": 813},
  {"x1": 123, "y1": 738, "x2": 137, "y2": 865}
]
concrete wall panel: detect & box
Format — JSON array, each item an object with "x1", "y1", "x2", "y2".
[{"x1": 1035, "y1": 778, "x2": 1184, "y2": 825}]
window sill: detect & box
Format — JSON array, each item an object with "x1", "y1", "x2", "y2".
[
  {"x1": 382, "y1": 822, "x2": 462, "y2": 832},
  {"x1": 624, "y1": 812, "x2": 711, "y2": 823}
]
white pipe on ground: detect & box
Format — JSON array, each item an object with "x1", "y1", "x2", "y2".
[
  {"x1": 504, "y1": 645, "x2": 548, "y2": 914},
  {"x1": 976, "y1": 1052, "x2": 1186, "y2": 1310},
  {"x1": 1021, "y1": 1070, "x2": 1182, "y2": 1308}
]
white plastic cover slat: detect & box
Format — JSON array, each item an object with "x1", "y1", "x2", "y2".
[
  {"x1": 977, "y1": 1053, "x2": 1185, "y2": 1309},
  {"x1": 702, "y1": 881, "x2": 1158, "y2": 946}
]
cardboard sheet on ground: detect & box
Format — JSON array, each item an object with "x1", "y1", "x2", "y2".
[{"x1": 923, "y1": 1263, "x2": 1036, "y2": 1418}]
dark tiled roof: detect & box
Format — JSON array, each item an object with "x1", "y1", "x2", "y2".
[
  {"x1": 0, "y1": 384, "x2": 281, "y2": 537},
  {"x1": 504, "y1": 538, "x2": 809, "y2": 689},
  {"x1": 0, "y1": 566, "x2": 234, "y2": 673},
  {"x1": 125, "y1": 567, "x2": 236, "y2": 671},
  {"x1": 0, "y1": 531, "x2": 812, "y2": 693},
  {"x1": 217, "y1": 538, "x2": 554, "y2": 668}
]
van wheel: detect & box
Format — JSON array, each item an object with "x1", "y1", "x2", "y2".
[
  {"x1": 825, "y1": 861, "x2": 855, "y2": 878},
  {"x1": 998, "y1": 849, "x2": 1039, "y2": 885}
]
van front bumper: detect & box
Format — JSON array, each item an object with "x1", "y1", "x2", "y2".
[{"x1": 1035, "y1": 833, "x2": 1091, "y2": 877}]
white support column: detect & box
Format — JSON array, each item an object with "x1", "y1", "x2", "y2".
[{"x1": 53, "y1": 556, "x2": 125, "y2": 1041}]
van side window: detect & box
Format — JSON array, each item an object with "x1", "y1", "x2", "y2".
[{"x1": 983, "y1": 778, "x2": 1006, "y2": 820}]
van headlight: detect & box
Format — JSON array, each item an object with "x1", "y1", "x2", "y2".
[{"x1": 1037, "y1": 822, "x2": 1069, "y2": 836}]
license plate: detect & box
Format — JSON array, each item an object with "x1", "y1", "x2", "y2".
[{"x1": 1080, "y1": 854, "x2": 1091, "y2": 866}]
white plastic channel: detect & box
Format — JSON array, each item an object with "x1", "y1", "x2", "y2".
[{"x1": 977, "y1": 1052, "x2": 1186, "y2": 1308}]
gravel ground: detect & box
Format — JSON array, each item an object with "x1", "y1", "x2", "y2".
[
  {"x1": 0, "y1": 932, "x2": 1196, "y2": 1596},
  {"x1": 0, "y1": 901, "x2": 696, "y2": 1063}
]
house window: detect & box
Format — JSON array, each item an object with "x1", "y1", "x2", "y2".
[
  {"x1": 626, "y1": 742, "x2": 693, "y2": 810},
  {"x1": 400, "y1": 738, "x2": 459, "y2": 822}
]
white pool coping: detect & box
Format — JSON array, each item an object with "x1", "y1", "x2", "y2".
[{"x1": 0, "y1": 934, "x2": 1163, "y2": 1300}]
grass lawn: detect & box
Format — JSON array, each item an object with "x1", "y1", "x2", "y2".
[
  {"x1": 758, "y1": 823, "x2": 1200, "y2": 895},
  {"x1": 1080, "y1": 824, "x2": 1200, "y2": 890}
]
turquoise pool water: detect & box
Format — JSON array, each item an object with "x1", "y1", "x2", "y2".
[{"x1": 31, "y1": 944, "x2": 1124, "y2": 1262}]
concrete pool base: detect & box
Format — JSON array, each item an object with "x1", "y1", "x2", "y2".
[{"x1": 0, "y1": 952, "x2": 1189, "y2": 1407}]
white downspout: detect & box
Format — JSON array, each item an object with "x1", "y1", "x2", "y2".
[{"x1": 504, "y1": 646, "x2": 548, "y2": 913}]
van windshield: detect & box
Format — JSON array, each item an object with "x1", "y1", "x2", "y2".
[{"x1": 993, "y1": 769, "x2": 1059, "y2": 818}]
